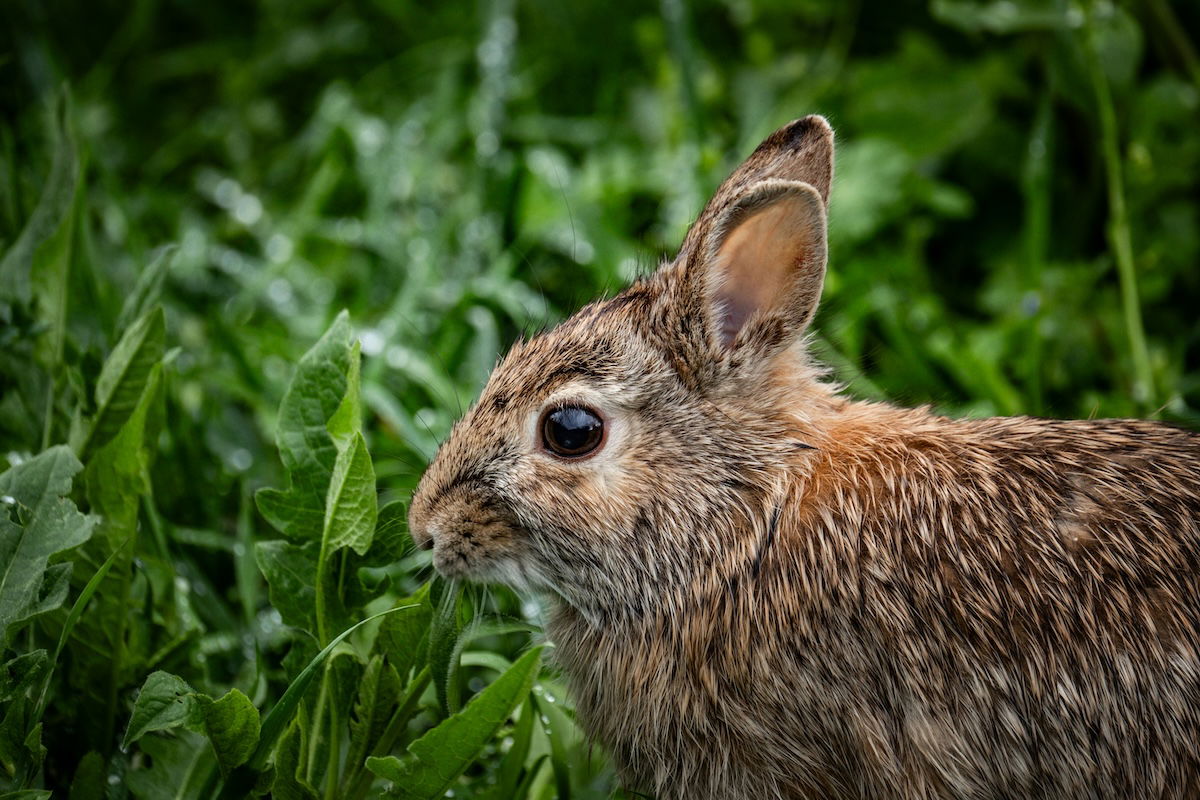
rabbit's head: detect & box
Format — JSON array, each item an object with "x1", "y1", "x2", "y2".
[{"x1": 409, "y1": 116, "x2": 837, "y2": 621}]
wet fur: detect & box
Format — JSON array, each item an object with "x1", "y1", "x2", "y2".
[{"x1": 408, "y1": 116, "x2": 1200, "y2": 799}]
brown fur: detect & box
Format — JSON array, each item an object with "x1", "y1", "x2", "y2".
[{"x1": 408, "y1": 115, "x2": 1200, "y2": 799}]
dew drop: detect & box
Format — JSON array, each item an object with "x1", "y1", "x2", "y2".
[
  {"x1": 359, "y1": 329, "x2": 385, "y2": 357},
  {"x1": 214, "y1": 178, "x2": 240, "y2": 209},
  {"x1": 266, "y1": 233, "x2": 294, "y2": 264},
  {"x1": 229, "y1": 448, "x2": 253, "y2": 472},
  {"x1": 233, "y1": 194, "x2": 263, "y2": 226},
  {"x1": 356, "y1": 118, "x2": 387, "y2": 156},
  {"x1": 267, "y1": 278, "x2": 295, "y2": 307}
]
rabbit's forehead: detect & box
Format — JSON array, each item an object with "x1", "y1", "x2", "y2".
[{"x1": 481, "y1": 305, "x2": 666, "y2": 411}]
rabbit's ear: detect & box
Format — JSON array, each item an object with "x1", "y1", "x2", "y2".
[
  {"x1": 676, "y1": 115, "x2": 833, "y2": 267},
  {"x1": 699, "y1": 179, "x2": 827, "y2": 353},
  {"x1": 658, "y1": 116, "x2": 832, "y2": 379}
]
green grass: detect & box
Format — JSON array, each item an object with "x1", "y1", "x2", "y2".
[{"x1": 1, "y1": 0, "x2": 1198, "y2": 796}]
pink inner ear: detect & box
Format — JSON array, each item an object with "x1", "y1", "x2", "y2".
[{"x1": 712, "y1": 198, "x2": 816, "y2": 349}]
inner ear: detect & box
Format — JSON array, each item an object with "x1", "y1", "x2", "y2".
[{"x1": 709, "y1": 180, "x2": 828, "y2": 350}]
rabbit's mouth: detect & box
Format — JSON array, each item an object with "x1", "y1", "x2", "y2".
[
  {"x1": 415, "y1": 491, "x2": 534, "y2": 588},
  {"x1": 410, "y1": 469, "x2": 530, "y2": 580},
  {"x1": 429, "y1": 535, "x2": 472, "y2": 578},
  {"x1": 428, "y1": 517, "x2": 519, "y2": 578},
  {"x1": 430, "y1": 529, "x2": 549, "y2": 596}
]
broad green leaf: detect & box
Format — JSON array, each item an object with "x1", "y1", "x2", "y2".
[
  {"x1": 24, "y1": 562, "x2": 71, "y2": 622},
  {"x1": 0, "y1": 651, "x2": 49, "y2": 704},
  {"x1": 7, "y1": 721, "x2": 46, "y2": 786},
  {"x1": 478, "y1": 693, "x2": 537, "y2": 800},
  {"x1": 327, "y1": 646, "x2": 364, "y2": 730},
  {"x1": 84, "y1": 363, "x2": 163, "y2": 545},
  {"x1": 0, "y1": 791, "x2": 52, "y2": 799},
  {"x1": 71, "y1": 363, "x2": 163, "y2": 751},
  {"x1": 20, "y1": 737, "x2": 47, "y2": 784},
  {"x1": 0, "y1": 651, "x2": 49, "y2": 781},
  {"x1": 377, "y1": 587, "x2": 432, "y2": 684},
  {"x1": 68, "y1": 750, "x2": 106, "y2": 800},
  {"x1": 116, "y1": 245, "x2": 175, "y2": 332},
  {"x1": 367, "y1": 646, "x2": 543, "y2": 800},
  {"x1": 126, "y1": 730, "x2": 211, "y2": 800},
  {"x1": 254, "y1": 540, "x2": 317, "y2": 633},
  {"x1": 255, "y1": 310, "x2": 353, "y2": 542},
  {"x1": 254, "y1": 487, "x2": 320, "y2": 546},
  {"x1": 339, "y1": 500, "x2": 414, "y2": 615},
  {"x1": 201, "y1": 688, "x2": 260, "y2": 776},
  {"x1": 48, "y1": 536, "x2": 130, "y2": 670},
  {"x1": 326, "y1": 339, "x2": 362, "y2": 449},
  {"x1": 28, "y1": 116, "x2": 81, "y2": 369},
  {"x1": 123, "y1": 671, "x2": 204, "y2": 748},
  {"x1": 321, "y1": 431, "x2": 376, "y2": 557},
  {"x1": 72, "y1": 306, "x2": 166, "y2": 459},
  {"x1": 343, "y1": 655, "x2": 401, "y2": 785},
  {"x1": 269, "y1": 721, "x2": 318, "y2": 800},
  {"x1": 0, "y1": 446, "x2": 96, "y2": 646},
  {"x1": 0, "y1": 90, "x2": 77, "y2": 306}
]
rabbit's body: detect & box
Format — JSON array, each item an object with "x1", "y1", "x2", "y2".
[
  {"x1": 409, "y1": 116, "x2": 1200, "y2": 799},
  {"x1": 552, "y1": 401, "x2": 1200, "y2": 799}
]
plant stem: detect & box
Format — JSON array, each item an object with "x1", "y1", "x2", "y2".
[
  {"x1": 314, "y1": 544, "x2": 331, "y2": 646},
  {"x1": 1084, "y1": 6, "x2": 1155, "y2": 407},
  {"x1": 324, "y1": 694, "x2": 341, "y2": 800},
  {"x1": 40, "y1": 382, "x2": 55, "y2": 454},
  {"x1": 306, "y1": 669, "x2": 330, "y2": 787}
]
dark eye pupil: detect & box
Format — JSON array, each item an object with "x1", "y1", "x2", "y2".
[{"x1": 542, "y1": 406, "x2": 604, "y2": 457}]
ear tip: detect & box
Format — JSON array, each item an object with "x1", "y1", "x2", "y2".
[
  {"x1": 758, "y1": 115, "x2": 834, "y2": 204},
  {"x1": 777, "y1": 115, "x2": 834, "y2": 150},
  {"x1": 793, "y1": 114, "x2": 834, "y2": 135}
]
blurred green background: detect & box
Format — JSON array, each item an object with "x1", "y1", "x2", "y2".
[{"x1": 2, "y1": 0, "x2": 1199, "y2": 795}]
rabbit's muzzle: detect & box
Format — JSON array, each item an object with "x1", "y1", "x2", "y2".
[{"x1": 409, "y1": 483, "x2": 522, "y2": 580}]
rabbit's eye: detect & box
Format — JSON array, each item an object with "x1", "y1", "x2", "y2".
[{"x1": 541, "y1": 406, "x2": 604, "y2": 458}]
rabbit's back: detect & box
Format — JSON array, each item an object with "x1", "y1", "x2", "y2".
[{"x1": 551, "y1": 408, "x2": 1200, "y2": 800}]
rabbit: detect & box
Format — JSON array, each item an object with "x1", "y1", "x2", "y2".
[{"x1": 407, "y1": 115, "x2": 1200, "y2": 800}]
